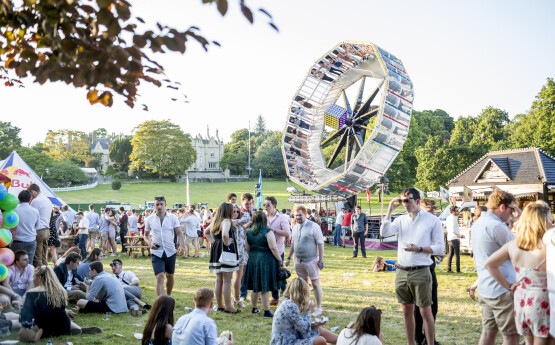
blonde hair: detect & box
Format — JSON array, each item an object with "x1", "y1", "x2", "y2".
[
  {"x1": 194, "y1": 288, "x2": 214, "y2": 308},
  {"x1": 514, "y1": 203, "x2": 550, "y2": 251},
  {"x1": 283, "y1": 277, "x2": 310, "y2": 313},
  {"x1": 34, "y1": 266, "x2": 68, "y2": 308},
  {"x1": 372, "y1": 256, "x2": 384, "y2": 266},
  {"x1": 486, "y1": 190, "x2": 516, "y2": 211}
]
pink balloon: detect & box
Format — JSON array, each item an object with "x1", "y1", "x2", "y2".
[{"x1": 0, "y1": 248, "x2": 13, "y2": 266}]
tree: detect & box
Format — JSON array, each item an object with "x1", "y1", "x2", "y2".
[
  {"x1": 17, "y1": 146, "x2": 52, "y2": 177},
  {"x1": 254, "y1": 114, "x2": 266, "y2": 135},
  {"x1": 130, "y1": 120, "x2": 196, "y2": 178},
  {"x1": 43, "y1": 130, "x2": 90, "y2": 163},
  {"x1": 30, "y1": 142, "x2": 46, "y2": 153},
  {"x1": 0, "y1": 0, "x2": 277, "y2": 108},
  {"x1": 93, "y1": 128, "x2": 108, "y2": 138},
  {"x1": 85, "y1": 157, "x2": 100, "y2": 169},
  {"x1": 104, "y1": 165, "x2": 116, "y2": 176},
  {"x1": 47, "y1": 161, "x2": 86, "y2": 184},
  {"x1": 0, "y1": 121, "x2": 22, "y2": 159},
  {"x1": 253, "y1": 131, "x2": 285, "y2": 177},
  {"x1": 109, "y1": 137, "x2": 133, "y2": 171},
  {"x1": 111, "y1": 178, "x2": 121, "y2": 190}
]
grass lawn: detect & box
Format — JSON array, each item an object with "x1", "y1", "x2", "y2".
[
  {"x1": 56, "y1": 180, "x2": 443, "y2": 215},
  {"x1": 9, "y1": 245, "x2": 488, "y2": 345}
]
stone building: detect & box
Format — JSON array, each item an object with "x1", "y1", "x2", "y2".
[
  {"x1": 189, "y1": 126, "x2": 224, "y2": 172},
  {"x1": 90, "y1": 137, "x2": 112, "y2": 171}
]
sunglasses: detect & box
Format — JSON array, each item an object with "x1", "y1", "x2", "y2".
[
  {"x1": 400, "y1": 198, "x2": 413, "y2": 203},
  {"x1": 154, "y1": 196, "x2": 165, "y2": 201}
]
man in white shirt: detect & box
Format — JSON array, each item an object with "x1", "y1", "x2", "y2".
[
  {"x1": 27, "y1": 183, "x2": 53, "y2": 267},
  {"x1": 334, "y1": 208, "x2": 345, "y2": 246},
  {"x1": 181, "y1": 209, "x2": 200, "y2": 258},
  {"x1": 145, "y1": 196, "x2": 184, "y2": 296},
  {"x1": 86, "y1": 204, "x2": 100, "y2": 252},
  {"x1": 380, "y1": 187, "x2": 444, "y2": 345},
  {"x1": 129, "y1": 209, "x2": 138, "y2": 234},
  {"x1": 471, "y1": 190, "x2": 519, "y2": 345},
  {"x1": 77, "y1": 212, "x2": 90, "y2": 258},
  {"x1": 445, "y1": 206, "x2": 462, "y2": 273},
  {"x1": 110, "y1": 259, "x2": 151, "y2": 315}
]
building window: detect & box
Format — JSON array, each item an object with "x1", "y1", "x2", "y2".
[
  {"x1": 210, "y1": 152, "x2": 215, "y2": 158},
  {"x1": 209, "y1": 162, "x2": 217, "y2": 169}
]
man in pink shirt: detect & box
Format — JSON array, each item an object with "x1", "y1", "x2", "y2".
[
  {"x1": 8, "y1": 250, "x2": 34, "y2": 296},
  {"x1": 263, "y1": 196, "x2": 291, "y2": 305}
]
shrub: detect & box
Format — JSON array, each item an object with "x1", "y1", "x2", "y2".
[{"x1": 111, "y1": 178, "x2": 122, "y2": 190}]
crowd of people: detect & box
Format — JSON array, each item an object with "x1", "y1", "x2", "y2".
[{"x1": 0, "y1": 182, "x2": 553, "y2": 344}]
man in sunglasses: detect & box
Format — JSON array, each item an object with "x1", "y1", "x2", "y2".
[
  {"x1": 145, "y1": 196, "x2": 184, "y2": 296},
  {"x1": 472, "y1": 190, "x2": 520, "y2": 345},
  {"x1": 380, "y1": 187, "x2": 444, "y2": 345}
]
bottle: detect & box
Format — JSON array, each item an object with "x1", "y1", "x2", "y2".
[{"x1": 47, "y1": 341, "x2": 52, "y2": 345}]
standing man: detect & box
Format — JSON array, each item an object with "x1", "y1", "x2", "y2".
[
  {"x1": 334, "y1": 208, "x2": 345, "y2": 246},
  {"x1": 86, "y1": 205, "x2": 100, "y2": 252},
  {"x1": 471, "y1": 190, "x2": 519, "y2": 345},
  {"x1": 145, "y1": 196, "x2": 184, "y2": 296},
  {"x1": 380, "y1": 187, "x2": 444, "y2": 345},
  {"x1": 77, "y1": 212, "x2": 90, "y2": 258},
  {"x1": 181, "y1": 209, "x2": 200, "y2": 258},
  {"x1": 27, "y1": 183, "x2": 53, "y2": 267},
  {"x1": 351, "y1": 206, "x2": 368, "y2": 258},
  {"x1": 11, "y1": 190, "x2": 39, "y2": 265},
  {"x1": 285, "y1": 205, "x2": 325, "y2": 317},
  {"x1": 446, "y1": 206, "x2": 462, "y2": 273},
  {"x1": 61, "y1": 204, "x2": 76, "y2": 225},
  {"x1": 264, "y1": 196, "x2": 291, "y2": 305},
  {"x1": 98, "y1": 208, "x2": 110, "y2": 253},
  {"x1": 129, "y1": 209, "x2": 138, "y2": 234},
  {"x1": 119, "y1": 207, "x2": 129, "y2": 253}
]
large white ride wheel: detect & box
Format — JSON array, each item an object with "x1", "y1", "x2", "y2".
[{"x1": 282, "y1": 41, "x2": 414, "y2": 196}]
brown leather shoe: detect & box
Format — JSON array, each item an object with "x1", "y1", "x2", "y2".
[{"x1": 270, "y1": 299, "x2": 279, "y2": 306}]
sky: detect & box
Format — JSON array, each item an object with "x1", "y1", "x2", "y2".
[{"x1": 3, "y1": 0, "x2": 555, "y2": 146}]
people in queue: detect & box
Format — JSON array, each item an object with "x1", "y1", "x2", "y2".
[
  {"x1": 264, "y1": 196, "x2": 291, "y2": 305},
  {"x1": 19, "y1": 265, "x2": 101, "y2": 342},
  {"x1": 145, "y1": 196, "x2": 184, "y2": 296},
  {"x1": 142, "y1": 295, "x2": 175, "y2": 345},
  {"x1": 380, "y1": 187, "x2": 444, "y2": 345},
  {"x1": 472, "y1": 190, "x2": 520, "y2": 345},
  {"x1": 270, "y1": 277, "x2": 337, "y2": 345},
  {"x1": 206, "y1": 202, "x2": 240, "y2": 313},
  {"x1": 485, "y1": 202, "x2": 552, "y2": 344},
  {"x1": 337, "y1": 306, "x2": 383, "y2": 345},
  {"x1": 76, "y1": 261, "x2": 129, "y2": 314},
  {"x1": 53, "y1": 252, "x2": 86, "y2": 303},
  {"x1": 76, "y1": 248, "x2": 104, "y2": 280},
  {"x1": 286, "y1": 205, "x2": 325, "y2": 317},
  {"x1": 242, "y1": 211, "x2": 282, "y2": 318},
  {"x1": 8, "y1": 250, "x2": 35, "y2": 296}
]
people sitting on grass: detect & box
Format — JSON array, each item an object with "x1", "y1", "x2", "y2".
[
  {"x1": 53, "y1": 252, "x2": 86, "y2": 304},
  {"x1": 55, "y1": 246, "x2": 80, "y2": 266},
  {"x1": 76, "y1": 261, "x2": 129, "y2": 315},
  {"x1": 0, "y1": 280, "x2": 24, "y2": 309},
  {"x1": 19, "y1": 265, "x2": 101, "y2": 343},
  {"x1": 76, "y1": 248, "x2": 104, "y2": 279},
  {"x1": 371, "y1": 256, "x2": 394, "y2": 272},
  {"x1": 172, "y1": 288, "x2": 226, "y2": 345},
  {"x1": 142, "y1": 295, "x2": 175, "y2": 345},
  {"x1": 270, "y1": 277, "x2": 337, "y2": 345},
  {"x1": 110, "y1": 258, "x2": 151, "y2": 312},
  {"x1": 8, "y1": 250, "x2": 34, "y2": 296},
  {"x1": 336, "y1": 306, "x2": 383, "y2": 345}
]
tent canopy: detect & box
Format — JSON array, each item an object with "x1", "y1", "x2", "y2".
[{"x1": 0, "y1": 151, "x2": 69, "y2": 207}]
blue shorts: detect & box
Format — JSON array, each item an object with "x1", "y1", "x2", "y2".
[
  {"x1": 341, "y1": 226, "x2": 350, "y2": 236},
  {"x1": 151, "y1": 252, "x2": 176, "y2": 275}
]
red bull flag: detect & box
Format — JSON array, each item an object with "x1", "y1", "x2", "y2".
[{"x1": 0, "y1": 151, "x2": 69, "y2": 207}]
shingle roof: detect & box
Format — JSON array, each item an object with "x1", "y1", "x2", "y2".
[
  {"x1": 447, "y1": 147, "x2": 555, "y2": 186},
  {"x1": 90, "y1": 138, "x2": 110, "y2": 150}
]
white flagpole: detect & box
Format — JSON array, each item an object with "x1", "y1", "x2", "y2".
[{"x1": 186, "y1": 174, "x2": 190, "y2": 206}]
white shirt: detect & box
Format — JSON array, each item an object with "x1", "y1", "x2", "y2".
[
  {"x1": 145, "y1": 212, "x2": 180, "y2": 258},
  {"x1": 337, "y1": 328, "x2": 382, "y2": 345},
  {"x1": 78, "y1": 217, "x2": 90, "y2": 235},
  {"x1": 114, "y1": 270, "x2": 139, "y2": 286},
  {"x1": 335, "y1": 211, "x2": 345, "y2": 225},
  {"x1": 380, "y1": 210, "x2": 444, "y2": 266},
  {"x1": 30, "y1": 193, "x2": 53, "y2": 230},
  {"x1": 64, "y1": 270, "x2": 74, "y2": 290},
  {"x1": 446, "y1": 213, "x2": 461, "y2": 241},
  {"x1": 181, "y1": 216, "x2": 200, "y2": 237}
]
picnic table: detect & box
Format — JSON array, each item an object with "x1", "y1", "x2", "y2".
[
  {"x1": 125, "y1": 234, "x2": 150, "y2": 257},
  {"x1": 57, "y1": 235, "x2": 77, "y2": 255}
]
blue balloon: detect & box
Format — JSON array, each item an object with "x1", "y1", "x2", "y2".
[{"x1": 0, "y1": 184, "x2": 6, "y2": 201}]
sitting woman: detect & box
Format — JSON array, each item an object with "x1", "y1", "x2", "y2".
[
  {"x1": 19, "y1": 265, "x2": 100, "y2": 342},
  {"x1": 55, "y1": 246, "x2": 81, "y2": 266},
  {"x1": 142, "y1": 295, "x2": 175, "y2": 345},
  {"x1": 371, "y1": 257, "x2": 394, "y2": 272},
  {"x1": 76, "y1": 248, "x2": 104, "y2": 280},
  {"x1": 336, "y1": 306, "x2": 383, "y2": 345},
  {"x1": 271, "y1": 277, "x2": 337, "y2": 345}
]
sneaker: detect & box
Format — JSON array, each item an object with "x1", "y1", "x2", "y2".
[
  {"x1": 110, "y1": 253, "x2": 116, "y2": 257},
  {"x1": 201, "y1": 246, "x2": 206, "y2": 249},
  {"x1": 131, "y1": 309, "x2": 146, "y2": 317},
  {"x1": 252, "y1": 308, "x2": 260, "y2": 314},
  {"x1": 263, "y1": 310, "x2": 274, "y2": 318},
  {"x1": 312, "y1": 307, "x2": 322, "y2": 317}
]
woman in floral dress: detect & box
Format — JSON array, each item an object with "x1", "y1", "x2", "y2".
[
  {"x1": 271, "y1": 277, "x2": 337, "y2": 345},
  {"x1": 232, "y1": 204, "x2": 247, "y2": 308},
  {"x1": 485, "y1": 202, "x2": 552, "y2": 344}
]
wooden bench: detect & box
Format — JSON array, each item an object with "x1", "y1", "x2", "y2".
[{"x1": 125, "y1": 235, "x2": 150, "y2": 257}]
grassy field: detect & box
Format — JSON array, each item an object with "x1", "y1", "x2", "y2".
[
  {"x1": 4, "y1": 246, "x2": 489, "y2": 345},
  {"x1": 57, "y1": 180, "x2": 444, "y2": 215}
]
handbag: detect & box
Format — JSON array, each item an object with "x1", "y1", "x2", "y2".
[
  {"x1": 219, "y1": 230, "x2": 239, "y2": 266},
  {"x1": 278, "y1": 267, "x2": 291, "y2": 281}
]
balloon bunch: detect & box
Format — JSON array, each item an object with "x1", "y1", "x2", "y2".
[{"x1": 0, "y1": 184, "x2": 16, "y2": 281}]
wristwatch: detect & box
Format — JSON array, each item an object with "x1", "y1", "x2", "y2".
[{"x1": 418, "y1": 247, "x2": 423, "y2": 253}]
